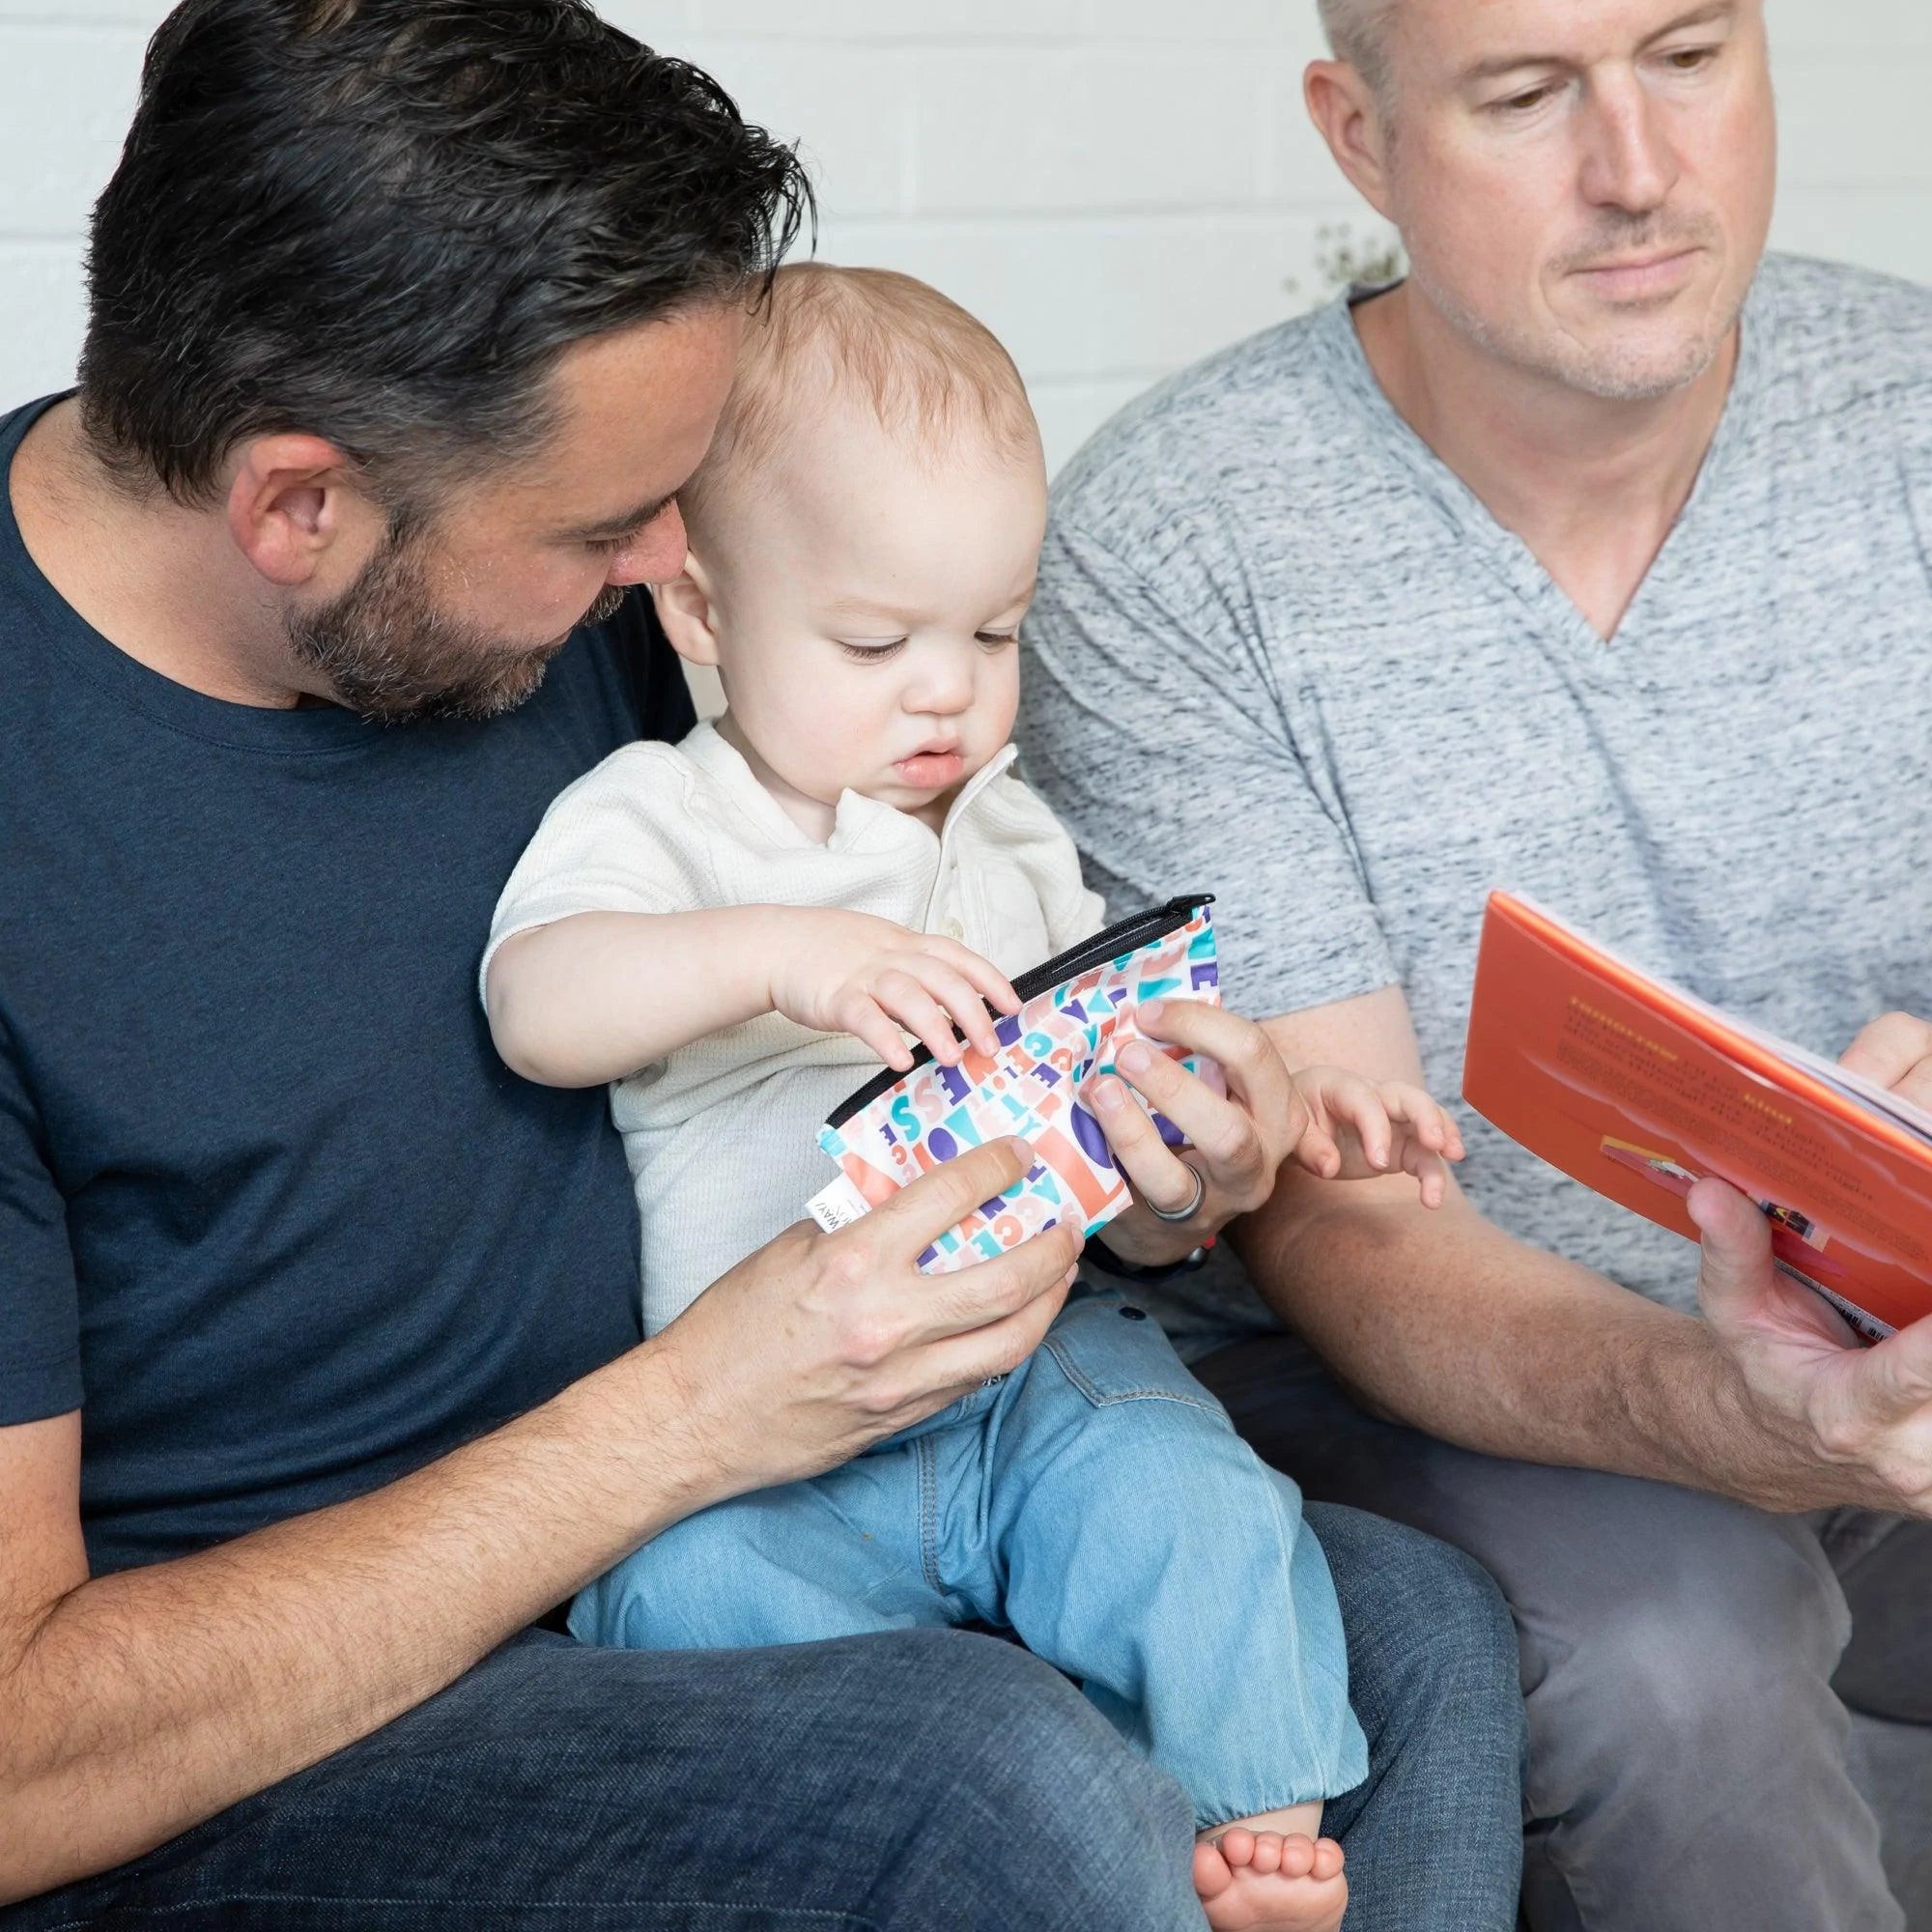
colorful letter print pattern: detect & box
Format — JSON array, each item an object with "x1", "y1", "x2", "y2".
[{"x1": 816, "y1": 906, "x2": 1223, "y2": 1272}]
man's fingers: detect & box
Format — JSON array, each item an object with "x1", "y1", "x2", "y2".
[
  {"x1": 1090, "y1": 1071, "x2": 1159, "y2": 1150},
  {"x1": 1687, "y1": 1178, "x2": 1873, "y2": 1353},
  {"x1": 1115, "y1": 1037, "x2": 1260, "y2": 1177},
  {"x1": 1894, "y1": 1064, "x2": 1932, "y2": 1117},
  {"x1": 870, "y1": 1134, "x2": 1034, "y2": 1253},
  {"x1": 1687, "y1": 1177, "x2": 1778, "y2": 1336},
  {"x1": 1857, "y1": 1316, "x2": 1932, "y2": 1429},
  {"x1": 1840, "y1": 1010, "x2": 1932, "y2": 1088},
  {"x1": 1091, "y1": 1074, "x2": 1208, "y2": 1209},
  {"x1": 1839, "y1": 1008, "x2": 1932, "y2": 1117},
  {"x1": 913, "y1": 1261, "x2": 1078, "y2": 1391},
  {"x1": 1136, "y1": 998, "x2": 1292, "y2": 1122},
  {"x1": 916, "y1": 1224, "x2": 1085, "y2": 1344}
]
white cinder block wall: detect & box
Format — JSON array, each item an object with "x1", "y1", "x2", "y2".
[{"x1": 2, "y1": 1, "x2": 1929, "y2": 476}]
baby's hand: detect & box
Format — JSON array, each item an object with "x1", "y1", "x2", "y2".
[
  {"x1": 767, "y1": 909, "x2": 1021, "y2": 1070},
  {"x1": 1289, "y1": 1066, "x2": 1466, "y2": 1209}
]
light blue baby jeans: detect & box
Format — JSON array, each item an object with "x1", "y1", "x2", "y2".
[{"x1": 573, "y1": 1290, "x2": 1369, "y2": 1830}]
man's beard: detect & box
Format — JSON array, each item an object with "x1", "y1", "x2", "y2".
[{"x1": 284, "y1": 527, "x2": 629, "y2": 725}]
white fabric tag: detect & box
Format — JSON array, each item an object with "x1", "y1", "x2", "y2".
[{"x1": 807, "y1": 1171, "x2": 873, "y2": 1234}]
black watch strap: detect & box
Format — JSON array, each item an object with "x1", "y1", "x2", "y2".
[{"x1": 1083, "y1": 1238, "x2": 1212, "y2": 1285}]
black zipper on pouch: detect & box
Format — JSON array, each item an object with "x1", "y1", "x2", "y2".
[{"x1": 823, "y1": 893, "x2": 1214, "y2": 1130}]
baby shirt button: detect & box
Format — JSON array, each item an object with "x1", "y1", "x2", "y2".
[
  {"x1": 1118, "y1": 1305, "x2": 1148, "y2": 1321},
  {"x1": 940, "y1": 916, "x2": 967, "y2": 940}
]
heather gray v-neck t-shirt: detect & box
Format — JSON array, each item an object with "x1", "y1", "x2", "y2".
[{"x1": 1020, "y1": 254, "x2": 1932, "y2": 1359}]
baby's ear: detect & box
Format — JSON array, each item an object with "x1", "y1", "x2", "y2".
[{"x1": 650, "y1": 557, "x2": 722, "y2": 668}]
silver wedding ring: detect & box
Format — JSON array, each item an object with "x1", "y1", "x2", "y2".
[{"x1": 1148, "y1": 1160, "x2": 1207, "y2": 1223}]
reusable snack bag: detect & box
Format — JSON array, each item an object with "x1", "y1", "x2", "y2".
[{"x1": 808, "y1": 895, "x2": 1221, "y2": 1270}]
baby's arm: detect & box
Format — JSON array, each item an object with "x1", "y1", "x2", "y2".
[
  {"x1": 487, "y1": 907, "x2": 1021, "y2": 1089},
  {"x1": 1287, "y1": 1065, "x2": 1467, "y2": 1209},
  {"x1": 489, "y1": 906, "x2": 795, "y2": 1088}
]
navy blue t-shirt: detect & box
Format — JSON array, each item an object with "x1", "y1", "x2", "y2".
[{"x1": 0, "y1": 396, "x2": 692, "y2": 1575}]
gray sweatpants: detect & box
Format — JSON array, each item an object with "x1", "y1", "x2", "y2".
[{"x1": 1194, "y1": 1335, "x2": 1932, "y2": 1932}]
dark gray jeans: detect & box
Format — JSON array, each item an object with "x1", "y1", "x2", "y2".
[
  {"x1": 0, "y1": 1502, "x2": 1525, "y2": 1931},
  {"x1": 1195, "y1": 1335, "x2": 1932, "y2": 1932}
]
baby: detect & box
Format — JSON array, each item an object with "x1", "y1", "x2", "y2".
[{"x1": 484, "y1": 265, "x2": 1463, "y2": 1932}]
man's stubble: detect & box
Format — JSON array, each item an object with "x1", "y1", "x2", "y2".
[
  {"x1": 1406, "y1": 209, "x2": 1742, "y2": 404},
  {"x1": 285, "y1": 526, "x2": 628, "y2": 724}
]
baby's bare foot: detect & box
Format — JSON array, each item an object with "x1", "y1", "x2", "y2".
[{"x1": 1192, "y1": 1826, "x2": 1347, "y2": 1932}]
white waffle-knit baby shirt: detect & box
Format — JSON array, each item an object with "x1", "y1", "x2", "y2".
[{"x1": 486, "y1": 722, "x2": 1105, "y2": 1333}]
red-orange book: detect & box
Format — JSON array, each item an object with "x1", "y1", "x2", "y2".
[{"x1": 1463, "y1": 892, "x2": 1932, "y2": 1343}]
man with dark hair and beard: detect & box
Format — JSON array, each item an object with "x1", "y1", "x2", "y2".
[{"x1": 0, "y1": 3, "x2": 1524, "y2": 1926}]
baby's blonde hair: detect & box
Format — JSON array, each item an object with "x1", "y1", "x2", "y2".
[{"x1": 681, "y1": 262, "x2": 1038, "y2": 545}]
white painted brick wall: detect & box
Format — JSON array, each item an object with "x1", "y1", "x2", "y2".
[{"x1": 2, "y1": 1, "x2": 1928, "y2": 474}]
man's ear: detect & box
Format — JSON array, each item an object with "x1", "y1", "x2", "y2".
[
  {"x1": 651, "y1": 556, "x2": 724, "y2": 668},
  {"x1": 1304, "y1": 59, "x2": 1397, "y2": 217},
  {"x1": 224, "y1": 435, "x2": 381, "y2": 589}
]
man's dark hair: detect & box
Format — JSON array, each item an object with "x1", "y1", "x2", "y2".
[{"x1": 78, "y1": 0, "x2": 812, "y2": 510}]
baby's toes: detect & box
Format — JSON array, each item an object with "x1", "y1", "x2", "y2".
[
  {"x1": 1192, "y1": 1840, "x2": 1236, "y2": 1902},
  {"x1": 1275, "y1": 1834, "x2": 1317, "y2": 1880},
  {"x1": 1310, "y1": 1838, "x2": 1346, "y2": 1883},
  {"x1": 1250, "y1": 1833, "x2": 1288, "y2": 1876},
  {"x1": 1214, "y1": 1827, "x2": 1257, "y2": 1871}
]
